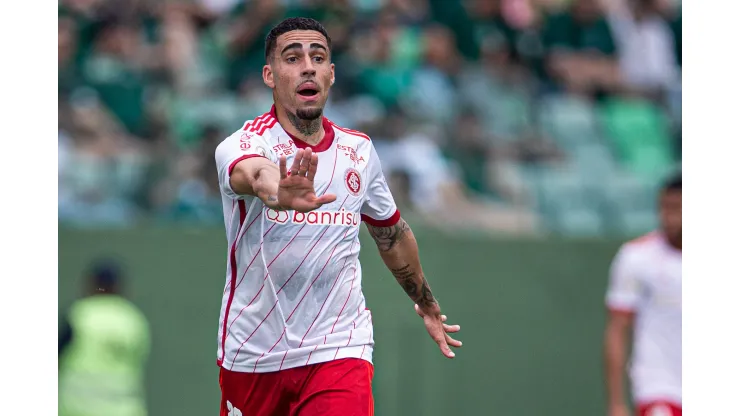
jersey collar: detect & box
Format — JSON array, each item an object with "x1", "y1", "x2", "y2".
[{"x1": 270, "y1": 105, "x2": 336, "y2": 153}]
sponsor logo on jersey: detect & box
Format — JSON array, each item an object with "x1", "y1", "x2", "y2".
[
  {"x1": 273, "y1": 140, "x2": 295, "y2": 156},
  {"x1": 265, "y1": 208, "x2": 360, "y2": 226},
  {"x1": 344, "y1": 168, "x2": 362, "y2": 196},
  {"x1": 239, "y1": 133, "x2": 253, "y2": 151},
  {"x1": 337, "y1": 144, "x2": 366, "y2": 165}
]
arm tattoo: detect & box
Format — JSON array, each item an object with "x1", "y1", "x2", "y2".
[
  {"x1": 390, "y1": 264, "x2": 437, "y2": 308},
  {"x1": 366, "y1": 218, "x2": 410, "y2": 252}
]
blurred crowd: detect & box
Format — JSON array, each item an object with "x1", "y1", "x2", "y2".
[{"x1": 58, "y1": 0, "x2": 682, "y2": 235}]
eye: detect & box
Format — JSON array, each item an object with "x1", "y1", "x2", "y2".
[
  {"x1": 313, "y1": 56, "x2": 324, "y2": 63},
  {"x1": 286, "y1": 56, "x2": 298, "y2": 63}
]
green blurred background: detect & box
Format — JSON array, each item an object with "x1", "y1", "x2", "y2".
[
  {"x1": 59, "y1": 0, "x2": 681, "y2": 413},
  {"x1": 60, "y1": 226, "x2": 621, "y2": 415}
]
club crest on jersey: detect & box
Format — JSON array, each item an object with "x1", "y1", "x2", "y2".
[{"x1": 344, "y1": 168, "x2": 362, "y2": 196}]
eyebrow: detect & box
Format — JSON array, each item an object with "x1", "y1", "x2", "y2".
[{"x1": 280, "y1": 42, "x2": 328, "y2": 55}]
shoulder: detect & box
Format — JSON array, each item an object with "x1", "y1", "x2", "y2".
[
  {"x1": 242, "y1": 110, "x2": 279, "y2": 136},
  {"x1": 326, "y1": 118, "x2": 372, "y2": 144},
  {"x1": 615, "y1": 231, "x2": 661, "y2": 266},
  {"x1": 624, "y1": 231, "x2": 662, "y2": 250},
  {"x1": 216, "y1": 113, "x2": 277, "y2": 158}
]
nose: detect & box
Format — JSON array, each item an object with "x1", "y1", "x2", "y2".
[{"x1": 301, "y1": 60, "x2": 316, "y2": 78}]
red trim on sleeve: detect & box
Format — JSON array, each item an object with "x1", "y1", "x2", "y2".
[
  {"x1": 361, "y1": 209, "x2": 401, "y2": 227},
  {"x1": 228, "y1": 154, "x2": 267, "y2": 176},
  {"x1": 607, "y1": 306, "x2": 636, "y2": 317}
]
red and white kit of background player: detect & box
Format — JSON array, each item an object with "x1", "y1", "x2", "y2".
[
  {"x1": 213, "y1": 17, "x2": 462, "y2": 416},
  {"x1": 604, "y1": 175, "x2": 682, "y2": 416}
]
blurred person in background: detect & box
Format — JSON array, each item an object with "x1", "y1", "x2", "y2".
[
  {"x1": 214, "y1": 17, "x2": 461, "y2": 416},
  {"x1": 59, "y1": 260, "x2": 151, "y2": 416},
  {"x1": 542, "y1": 0, "x2": 622, "y2": 95},
  {"x1": 601, "y1": 0, "x2": 679, "y2": 96},
  {"x1": 603, "y1": 173, "x2": 681, "y2": 416},
  {"x1": 56, "y1": 0, "x2": 681, "y2": 235}
]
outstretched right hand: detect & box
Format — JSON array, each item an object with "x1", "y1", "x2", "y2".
[{"x1": 276, "y1": 147, "x2": 337, "y2": 213}]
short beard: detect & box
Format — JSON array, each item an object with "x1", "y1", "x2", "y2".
[{"x1": 287, "y1": 108, "x2": 323, "y2": 137}]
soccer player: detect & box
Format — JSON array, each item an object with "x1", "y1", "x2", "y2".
[
  {"x1": 213, "y1": 17, "x2": 462, "y2": 416},
  {"x1": 604, "y1": 174, "x2": 682, "y2": 416}
]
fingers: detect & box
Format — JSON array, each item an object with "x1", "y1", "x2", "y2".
[
  {"x1": 315, "y1": 193, "x2": 337, "y2": 206},
  {"x1": 437, "y1": 338, "x2": 455, "y2": 358},
  {"x1": 279, "y1": 155, "x2": 288, "y2": 180},
  {"x1": 443, "y1": 323, "x2": 461, "y2": 333},
  {"x1": 306, "y1": 152, "x2": 319, "y2": 182},
  {"x1": 298, "y1": 148, "x2": 311, "y2": 177},
  {"x1": 289, "y1": 149, "x2": 304, "y2": 177},
  {"x1": 416, "y1": 305, "x2": 460, "y2": 358},
  {"x1": 445, "y1": 333, "x2": 463, "y2": 348}
]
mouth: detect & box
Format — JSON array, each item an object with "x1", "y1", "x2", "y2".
[{"x1": 296, "y1": 83, "x2": 320, "y2": 101}]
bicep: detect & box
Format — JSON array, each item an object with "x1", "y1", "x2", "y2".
[
  {"x1": 215, "y1": 132, "x2": 277, "y2": 199},
  {"x1": 360, "y1": 145, "x2": 399, "y2": 223},
  {"x1": 607, "y1": 308, "x2": 634, "y2": 330},
  {"x1": 605, "y1": 248, "x2": 643, "y2": 313}
]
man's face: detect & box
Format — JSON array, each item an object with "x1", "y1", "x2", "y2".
[
  {"x1": 659, "y1": 189, "x2": 682, "y2": 241},
  {"x1": 264, "y1": 30, "x2": 334, "y2": 120}
]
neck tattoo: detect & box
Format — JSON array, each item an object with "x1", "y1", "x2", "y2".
[{"x1": 287, "y1": 112, "x2": 322, "y2": 142}]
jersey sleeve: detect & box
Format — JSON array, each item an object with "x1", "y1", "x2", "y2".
[
  {"x1": 605, "y1": 246, "x2": 643, "y2": 314},
  {"x1": 215, "y1": 131, "x2": 277, "y2": 200},
  {"x1": 361, "y1": 143, "x2": 401, "y2": 226}
]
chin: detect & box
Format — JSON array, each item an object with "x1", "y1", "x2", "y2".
[{"x1": 296, "y1": 106, "x2": 324, "y2": 121}]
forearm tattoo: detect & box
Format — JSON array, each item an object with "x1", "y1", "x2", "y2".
[
  {"x1": 367, "y1": 219, "x2": 437, "y2": 309},
  {"x1": 366, "y1": 218, "x2": 410, "y2": 252},
  {"x1": 390, "y1": 264, "x2": 437, "y2": 309}
]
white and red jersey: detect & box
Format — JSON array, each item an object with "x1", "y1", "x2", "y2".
[
  {"x1": 214, "y1": 106, "x2": 400, "y2": 373},
  {"x1": 606, "y1": 231, "x2": 682, "y2": 405}
]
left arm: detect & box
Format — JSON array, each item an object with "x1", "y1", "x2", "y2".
[
  {"x1": 366, "y1": 217, "x2": 461, "y2": 358},
  {"x1": 365, "y1": 218, "x2": 437, "y2": 311}
]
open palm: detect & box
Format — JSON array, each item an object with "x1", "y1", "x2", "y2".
[{"x1": 277, "y1": 147, "x2": 337, "y2": 213}]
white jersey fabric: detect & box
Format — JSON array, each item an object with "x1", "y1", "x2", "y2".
[
  {"x1": 606, "y1": 231, "x2": 682, "y2": 405},
  {"x1": 214, "y1": 106, "x2": 400, "y2": 373}
]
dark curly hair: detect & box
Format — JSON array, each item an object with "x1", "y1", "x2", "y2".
[{"x1": 264, "y1": 17, "x2": 331, "y2": 61}]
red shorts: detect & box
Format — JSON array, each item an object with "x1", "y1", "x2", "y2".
[
  {"x1": 638, "y1": 401, "x2": 682, "y2": 416},
  {"x1": 219, "y1": 358, "x2": 374, "y2": 416}
]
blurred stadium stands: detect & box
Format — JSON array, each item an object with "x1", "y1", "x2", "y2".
[{"x1": 58, "y1": 0, "x2": 682, "y2": 237}]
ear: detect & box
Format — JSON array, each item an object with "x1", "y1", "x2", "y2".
[
  {"x1": 263, "y1": 64, "x2": 275, "y2": 89},
  {"x1": 330, "y1": 63, "x2": 335, "y2": 86}
]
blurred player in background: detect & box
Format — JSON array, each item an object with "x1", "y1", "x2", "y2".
[
  {"x1": 214, "y1": 17, "x2": 462, "y2": 416},
  {"x1": 604, "y1": 174, "x2": 682, "y2": 416},
  {"x1": 58, "y1": 260, "x2": 151, "y2": 416}
]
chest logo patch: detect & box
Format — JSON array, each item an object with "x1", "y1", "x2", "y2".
[{"x1": 344, "y1": 168, "x2": 362, "y2": 196}]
